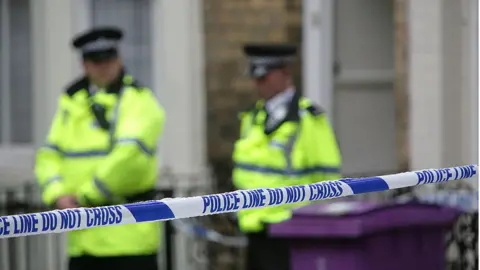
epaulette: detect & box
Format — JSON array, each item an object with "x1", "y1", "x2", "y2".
[
  {"x1": 131, "y1": 80, "x2": 151, "y2": 92},
  {"x1": 123, "y1": 75, "x2": 143, "y2": 89},
  {"x1": 240, "y1": 103, "x2": 257, "y2": 113},
  {"x1": 305, "y1": 104, "x2": 325, "y2": 116},
  {"x1": 65, "y1": 77, "x2": 89, "y2": 97},
  {"x1": 131, "y1": 80, "x2": 141, "y2": 88}
]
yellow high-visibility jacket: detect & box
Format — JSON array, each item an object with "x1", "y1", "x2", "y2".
[
  {"x1": 35, "y1": 72, "x2": 165, "y2": 257},
  {"x1": 232, "y1": 92, "x2": 342, "y2": 232}
]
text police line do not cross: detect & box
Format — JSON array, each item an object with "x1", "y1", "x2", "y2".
[
  {"x1": 201, "y1": 165, "x2": 477, "y2": 215},
  {"x1": 202, "y1": 181, "x2": 344, "y2": 214}
]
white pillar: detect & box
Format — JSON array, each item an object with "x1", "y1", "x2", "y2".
[
  {"x1": 31, "y1": 0, "x2": 77, "y2": 146},
  {"x1": 151, "y1": 2, "x2": 206, "y2": 270},
  {"x1": 460, "y1": 0, "x2": 479, "y2": 189},
  {"x1": 151, "y1": 0, "x2": 207, "y2": 175},
  {"x1": 467, "y1": 0, "x2": 478, "y2": 169},
  {"x1": 409, "y1": 0, "x2": 476, "y2": 171},
  {"x1": 461, "y1": 0, "x2": 478, "y2": 167},
  {"x1": 408, "y1": 0, "x2": 446, "y2": 170},
  {"x1": 302, "y1": 0, "x2": 335, "y2": 120}
]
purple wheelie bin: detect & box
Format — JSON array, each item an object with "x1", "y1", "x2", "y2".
[{"x1": 269, "y1": 201, "x2": 459, "y2": 270}]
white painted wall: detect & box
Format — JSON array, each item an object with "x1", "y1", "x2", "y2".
[
  {"x1": 153, "y1": 0, "x2": 207, "y2": 177},
  {"x1": 408, "y1": 0, "x2": 444, "y2": 169},
  {"x1": 409, "y1": 0, "x2": 478, "y2": 190},
  {"x1": 302, "y1": 0, "x2": 334, "y2": 121}
]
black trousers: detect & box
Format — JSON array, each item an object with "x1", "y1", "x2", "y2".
[
  {"x1": 69, "y1": 254, "x2": 158, "y2": 270},
  {"x1": 246, "y1": 229, "x2": 291, "y2": 270}
]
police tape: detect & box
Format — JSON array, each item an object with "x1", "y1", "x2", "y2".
[{"x1": 0, "y1": 164, "x2": 477, "y2": 238}]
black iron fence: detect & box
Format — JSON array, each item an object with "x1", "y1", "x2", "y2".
[{"x1": 0, "y1": 183, "x2": 175, "y2": 270}]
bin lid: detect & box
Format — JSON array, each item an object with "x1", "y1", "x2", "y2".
[
  {"x1": 269, "y1": 200, "x2": 460, "y2": 238},
  {"x1": 293, "y1": 201, "x2": 380, "y2": 216}
]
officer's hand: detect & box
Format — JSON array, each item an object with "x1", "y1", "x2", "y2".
[{"x1": 55, "y1": 196, "x2": 79, "y2": 210}]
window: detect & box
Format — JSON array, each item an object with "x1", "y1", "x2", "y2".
[
  {"x1": 91, "y1": 0, "x2": 153, "y2": 87},
  {"x1": 0, "y1": 0, "x2": 33, "y2": 146}
]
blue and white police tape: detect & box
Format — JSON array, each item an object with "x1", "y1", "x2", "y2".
[{"x1": 0, "y1": 164, "x2": 477, "y2": 238}]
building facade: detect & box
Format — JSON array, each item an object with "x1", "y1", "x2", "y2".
[
  {"x1": 0, "y1": 0, "x2": 476, "y2": 184},
  {"x1": 0, "y1": 1, "x2": 477, "y2": 268}
]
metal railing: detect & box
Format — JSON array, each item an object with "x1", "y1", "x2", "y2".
[{"x1": 0, "y1": 183, "x2": 176, "y2": 270}]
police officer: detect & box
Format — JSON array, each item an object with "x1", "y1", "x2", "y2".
[
  {"x1": 35, "y1": 27, "x2": 165, "y2": 270},
  {"x1": 232, "y1": 44, "x2": 342, "y2": 270}
]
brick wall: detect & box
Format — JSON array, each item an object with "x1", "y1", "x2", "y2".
[
  {"x1": 204, "y1": 0, "x2": 409, "y2": 180},
  {"x1": 204, "y1": 0, "x2": 302, "y2": 182}
]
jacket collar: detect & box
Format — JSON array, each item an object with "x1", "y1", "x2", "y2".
[
  {"x1": 87, "y1": 68, "x2": 127, "y2": 95},
  {"x1": 264, "y1": 87, "x2": 295, "y2": 114},
  {"x1": 263, "y1": 90, "x2": 301, "y2": 135}
]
